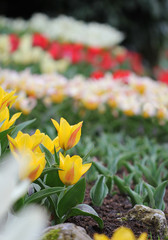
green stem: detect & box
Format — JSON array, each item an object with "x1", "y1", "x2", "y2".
[
  {"x1": 35, "y1": 179, "x2": 59, "y2": 224},
  {"x1": 63, "y1": 150, "x2": 66, "y2": 156}
]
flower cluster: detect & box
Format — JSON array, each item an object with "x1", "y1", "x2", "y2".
[
  {"x1": 0, "y1": 86, "x2": 21, "y2": 132},
  {"x1": 0, "y1": 13, "x2": 124, "y2": 48},
  {"x1": 0, "y1": 33, "x2": 144, "y2": 75},
  {"x1": 1, "y1": 68, "x2": 168, "y2": 121},
  {"x1": 7, "y1": 116, "x2": 91, "y2": 185}
]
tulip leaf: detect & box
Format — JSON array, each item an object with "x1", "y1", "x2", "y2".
[
  {"x1": 0, "y1": 126, "x2": 14, "y2": 140},
  {"x1": 154, "y1": 180, "x2": 168, "y2": 210},
  {"x1": 11, "y1": 119, "x2": 36, "y2": 138},
  {"x1": 83, "y1": 148, "x2": 93, "y2": 163},
  {"x1": 143, "y1": 182, "x2": 155, "y2": 208},
  {"x1": 40, "y1": 144, "x2": 55, "y2": 167},
  {"x1": 90, "y1": 175, "x2": 108, "y2": 206},
  {"x1": 67, "y1": 204, "x2": 104, "y2": 229},
  {"x1": 54, "y1": 147, "x2": 59, "y2": 165},
  {"x1": 92, "y1": 162, "x2": 110, "y2": 176},
  {"x1": 125, "y1": 187, "x2": 143, "y2": 205},
  {"x1": 46, "y1": 170, "x2": 64, "y2": 187},
  {"x1": 25, "y1": 186, "x2": 65, "y2": 204},
  {"x1": 86, "y1": 165, "x2": 98, "y2": 183},
  {"x1": 41, "y1": 166, "x2": 61, "y2": 177},
  {"x1": 57, "y1": 178, "x2": 86, "y2": 218}
]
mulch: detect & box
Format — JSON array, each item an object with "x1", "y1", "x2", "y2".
[{"x1": 67, "y1": 185, "x2": 168, "y2": 240}]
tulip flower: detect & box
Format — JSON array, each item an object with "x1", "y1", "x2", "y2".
[
  {"x1": 0, "y1": 107, "x2": 21, "y2": 132},
  {"x1": 7, "y1": 130, "x2": 44, "y2": 153},
  {"x1": 15, "y1": 149, "x2": 46, "y2": 181},
  {"x1": 51, "y1": 117, "x2": 83, "y2": 151},
  {"x1": 58, "y1": 152, "x2": 91, "y2": 185},
  {"x1": 35, "y1": 129, "x2": 60, "y2": 154},
  {"x1": 0, "y1": 87, "x2": 17, "y2": 112},
  {"x1": 94, "y1": 227, "x2": 147, "y2": 240}
]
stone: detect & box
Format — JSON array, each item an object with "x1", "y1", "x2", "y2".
[
  {"x1": 42, "y1": 223, "x2": 92, "y2": 240},
  {"x1": 125, "y1": 205, "x2": 168, "y2": 238}
]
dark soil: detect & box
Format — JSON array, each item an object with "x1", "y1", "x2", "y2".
[{"x1": 67, "y1": 185, "x2": 168, "y2": 240}]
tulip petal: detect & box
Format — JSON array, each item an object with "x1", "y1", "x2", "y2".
[
  {"x1": 67, "y1": 121, "x2": 83, "y2": 149},
  {"x1": 51, "y1": 118, "x2": 60, "y2": 132},
  {"x1": 111, "y1": 227, "x2": 136, "y2": 240},
  {"x1": 138, "y1": 233, "x2": 147, "y2": 240},
  {"x1": 8, "y1": 112, "x2": 21, "y2": 128},
  {"x1": 7, "y1": 135, "x2": 18, "y2": 152},
  {"x1": 94, "y1": 233, "x2": 110, "y2": 240},
  {"x1": 59, "y1": 118, "x2": 71, "y2": 150},
  {"x1": 81, "y1": 163, "x2": 92, "y2": 175}
]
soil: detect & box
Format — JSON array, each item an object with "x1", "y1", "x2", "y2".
[{"x1": 67, "y1": 185, "x2": 168, "y2": 240}]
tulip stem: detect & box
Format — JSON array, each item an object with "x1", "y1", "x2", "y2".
[{"x1": 63, "y1": 151, "x2": 66, "y2": 156}]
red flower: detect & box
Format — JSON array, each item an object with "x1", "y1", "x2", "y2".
[
  {"x1": 61, "y1": 43, "x2": 84, "y2": 63},
  {"x1": 100, "y1": 53, "x2": 117, "y2": 70},
  {"x1": 48, "y1": 42, "x2": 62, "y2": 59},
  {"x1": 90, "y1": 71, "x2": 105, "y2": 80},
  {"x1": 127, "y1": 52, "x2": 144, "y2": 75},
  {"x1": 32, "y1": 33, "x2": 49, "y2": 49},
  {"x1": 113, "y1": 70, "x2": 131, "y2": 84},
  {"x1": 158, "y1": 70, "x2": 168, "y2": 84},
  {"x1": 9, "y1": 34, "x2": 20, "y2": 52},
  {"x1": 85, "y1": 47, "x2": 104, "y2": 65}
]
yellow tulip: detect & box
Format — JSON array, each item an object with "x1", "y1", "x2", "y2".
[
  {"x1": 94, "y1": 227, "x2": 147, "y2": 240},
  {"x1": 58, "y1": 152, "x2": 91, "y2": 186},
  {"x1": 14, "y1": 149, "x2": 45, "y2": 182},
  {"x1": 7, "y1": 130, "x2": 44, "y2": 153},
  {"x1": 35, "y1": 129, "x2": 61, "y2": 154},
  {"x1": 51, "y1": 117, "x2": 83, "y2": 151},
  {"x1": 0, "y1": 107, "x2": 21, "y2": 132},
  {"x1": 0, "y1": 87, "x2": 17, "y2": 112},
  {"x1": 94, "y1": 234, "x2": 110, "y2": 240}
]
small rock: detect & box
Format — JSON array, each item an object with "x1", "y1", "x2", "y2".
[
  {"x1": 42, "y1": 223, "x2": 92, "y2": 240},
  {"x1": 125, "y1": 205, "x2": 168, "y2": 238}
]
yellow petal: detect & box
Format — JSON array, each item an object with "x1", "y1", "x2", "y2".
[
  {"x1": 51, "y1": 118, "x2": 60, "y2": 132},
  {"x1": 94, "y1": 233, "x2": 110, "y2": 240},
  {"x1": 111, "y1": 227, "x2": 136, "y2": 240},
  {"x1": 52, "y1": 136, "x2": 61, "y2": 153},
  {"x1": 67, "y1": 121, "x2": 83, "y2": 149},
  {"x1": 7, "y1": 112, "x2": 21, "y2": 128},
  {"x1": 59, "y1": 118, "x2": 71, "y2": 150},
  {"x1": 138, "y1": 233, "x2": 148, "y2": 240},
  {"x1": 7, "y1": 134, "x2": 18, "y2": 152},
  {"x1": 81, "y1": 163, "x2": 92, "y2": 175}
]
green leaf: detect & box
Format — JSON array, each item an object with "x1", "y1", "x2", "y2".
[
  {"x1": 90, "y1": 175, "x2": 108, "y2": 206},
  {"x1": 11, "y1": 119, "x2": 36, "y2": 138},
  {"x1": 143, "y1": 182, "x2": 155, "y2": 208},
  {"x1": 86, "y1": 165, "x2": 98, "y2": 183},
  {"x1": 125, "y1": 187, "x2": 143, "y2": 205},
  {"x1": 83, "y1": 148, "x2": 93, "y2": 163},
  {"x1": 40, "y1": 166, "x2": 61, "y2": 177},
  {"x1": 46, "y1": 170, "x2": 64, "y2": 188},
  {"x1": 92, "y1": 162, "x2": 110, "y2": 176},
  {"x1": 106, "y1": 176, "x2": 113, "y2": 194},
  {"x1": 154, "y1": 180, "x2": 168, "y2": 210},
  {"x1": 113, "y1": 175, "x2": 127, "y2": 194},
  {"x1": 40, "y1": 144, "x2": 54, "y2": 167},
  {"x1": 138, "y1": 164, "x2": 157, "y2": 187},
  {"x1": 67, "y1": 204, "x2": 104, "y2": 229},
  {"x1": 57, "y1": 178, "x2": 85, "y2": 218},
  {"x1": 25, "y1": 187, "x2": 64, "y2": 204},
  {"x1": 54, "y1": 147, "x2": 59, "y2": 165},
  {"x1": 0, "y1": 126, "x2": 14, "y2": 140}
]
